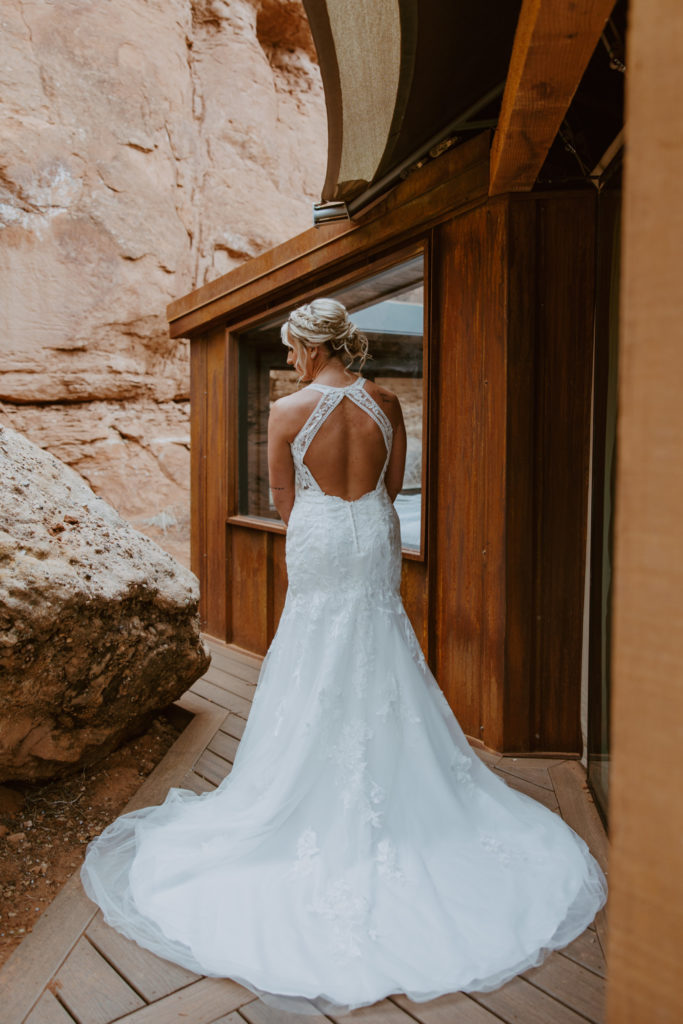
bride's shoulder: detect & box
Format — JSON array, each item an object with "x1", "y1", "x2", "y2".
[
  {"x1": 364, "y1": 379, "x2": 404, "y2": 428},
  {"x1": 269, "y1": 387, "x2": 320, "y2": 438}
]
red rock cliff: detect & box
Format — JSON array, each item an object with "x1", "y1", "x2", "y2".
[{"x1": 0, "y1": 0, "x2": 326, "y2": 566}]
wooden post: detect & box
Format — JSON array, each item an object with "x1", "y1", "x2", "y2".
[
  {"x1": 607, "y1": 1, "x2": 683, "y2": 1020},
  {"x1": 434, "y1": 192, "x2": 595, "y2": 752}
]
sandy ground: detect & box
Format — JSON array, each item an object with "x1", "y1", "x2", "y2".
[{"x1": 0, "y1": 708, "x2": 183, "y2": 968}]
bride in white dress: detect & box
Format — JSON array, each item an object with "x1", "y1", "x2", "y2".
[{"x1": 81, "y1": 299, "x2": 608, "y2": 1017}]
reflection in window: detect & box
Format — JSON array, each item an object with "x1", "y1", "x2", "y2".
[{"x1": 237, "y1": 254, "x2": 424, "y2": 551}]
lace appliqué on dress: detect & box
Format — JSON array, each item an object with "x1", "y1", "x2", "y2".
[
  {"x1": 290, "y1": 390, "x2": 342, "y2": 493},
  {"x1": 449, "y1": 746, "x2": 476, "y2": 792},
  {"x1": 375, "y1": 671, "x2": 400, "y2": 722},
  {"x1": 285, "y1": 827, "x2": 321, "y2": 879},
  {"x1": 320, "y1": 714, "x2": 389, "y2": 828},
  {"x1": 305, "y1": 878, "x2": 371, "y2": 960},
  {"x1": 328, "y1": 721, "x2": 373, "y2": 805},
  {"x1": 477, "y1": 829, "x2": 549, "y2": 868},
  {"x1": 348, "y1": 385, "x2": 393, "y2": 455},
  {"x1": 375, "y1": 837, "x2": 405, "y2": 881},
  {"x1": 397, "y1": 605, "x2": 428, "y2": 673}
]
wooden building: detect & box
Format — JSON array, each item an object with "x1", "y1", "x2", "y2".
[
  {"x1": 168, "y1": 0, "x2": 620, "y2": 770},
  {"x1": 167, "y1": 1, "x2": 682, "y2": 1020},
  {"x1": 169, "y1": 139, "x2": 600, "y2": 762}
]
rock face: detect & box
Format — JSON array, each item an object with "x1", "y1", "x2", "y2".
[
  {"x1": 0, "y1": 424, "x2": 211, "y2": 782},
  {"x1": 0, "y1": 0, "x2": 326, "y2": 566}
]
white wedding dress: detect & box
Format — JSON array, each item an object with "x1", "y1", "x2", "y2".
[{"x1": 81, "y1": 376, "x2": 608, "y2": 1016}]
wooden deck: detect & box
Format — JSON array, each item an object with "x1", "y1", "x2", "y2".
[{"x1": 0, "y1": 637, "x2": 609, "y2": 1024}]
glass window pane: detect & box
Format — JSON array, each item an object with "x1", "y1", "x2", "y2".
[{"x1": 237, "y1": 252, "x2": 425, "y2": 552}]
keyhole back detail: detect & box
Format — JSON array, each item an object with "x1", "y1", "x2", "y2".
[{"x1": 290, "y1": 377, "x2": 393, "y2": 502}]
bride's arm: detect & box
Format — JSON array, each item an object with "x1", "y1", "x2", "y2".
[
  {"x1": 383, "y1": 395, "x2": 407, "y2": 503},
  {"x1": 267, "y1": 400, "x2": 296, "y2": 525}
]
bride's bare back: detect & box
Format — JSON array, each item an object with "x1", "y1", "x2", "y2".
[
  {"x1": 304, "y1": 392, "x2": 388, "y2": 500},
  {"x1": 268, "y1": 377, "x2": 407, "y2": 523}
]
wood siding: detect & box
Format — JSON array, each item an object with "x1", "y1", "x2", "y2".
[
  {"x1": 532, "y1": 194, "x2": 596, "y2": 751},
  {"x1": 433, "y1": 204, "x2": 505, "y2": 744},
  {"x1": 431, "y1": 193, "x2": 595, "y2": 752},
  {"x1": 191, "y1": 326, "x2": 229, "y2": 639},
  {"x1": 184, "y1": 146, "x2": 596, "y2": 753}
]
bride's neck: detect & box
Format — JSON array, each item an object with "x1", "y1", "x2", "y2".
[{"x1": 310, "y1": 355, "x2": 357, "y2": 385}]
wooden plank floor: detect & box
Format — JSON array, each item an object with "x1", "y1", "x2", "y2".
[{"x1": 1, "y1": 636, "x2": 609, "y2": 1024}]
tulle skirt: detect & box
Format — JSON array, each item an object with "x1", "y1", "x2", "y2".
[{"x1": 81, "y1": 565, "x2": 607, "y2": 1016}]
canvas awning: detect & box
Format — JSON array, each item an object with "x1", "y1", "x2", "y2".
[
  {"x1": 302, "y1": 0, "x2": 522, "y2": 212},
  {"x1": 303, "y1": 0, "x2": 623, "y2": 218}
]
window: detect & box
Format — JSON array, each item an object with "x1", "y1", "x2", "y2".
[{"x1": 236, "y1": 251, "x2": 426, "y2": 554}]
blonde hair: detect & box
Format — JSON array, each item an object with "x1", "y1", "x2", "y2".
[{"x1": 281, "y1": 298, "x2": 370, "y2": 371}]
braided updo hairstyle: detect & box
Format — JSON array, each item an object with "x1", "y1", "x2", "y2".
[{"x1": 281, "y1": 298, "x2": 370, "y2": 372}]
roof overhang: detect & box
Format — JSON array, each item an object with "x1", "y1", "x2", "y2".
[
  {"x1": 303, "y1": 0, "x2": 619, "y2": 218},
  {"x1": 303, "y1": 0, "x2": 521, "y2": 212}
]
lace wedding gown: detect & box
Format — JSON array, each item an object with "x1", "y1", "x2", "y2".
[{"x1": 81, "y1": 376, "x2": 608, "y2": 1016}]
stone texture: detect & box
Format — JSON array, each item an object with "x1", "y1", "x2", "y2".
[
  {"x1": 0, "y1": 399, "x2": 192, "y2": 566},
  {"x1": 0, "y1": 424, "x2": 211, "y2": 782},
  {"x1": 0, "y1": 0, "x2": 326, "y2": 567}
]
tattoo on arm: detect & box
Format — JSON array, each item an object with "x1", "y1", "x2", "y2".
[{"x1": 271, "y1": 486, "x2": 286, "y2": 491}]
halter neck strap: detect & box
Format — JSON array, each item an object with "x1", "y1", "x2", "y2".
[{"x1": 305, "y1": 376, "x2": 365, "y2": 395}]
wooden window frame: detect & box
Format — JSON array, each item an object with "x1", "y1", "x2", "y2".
[{"x1": 225, "y1": 236, "x2": 432, "y2": 563}]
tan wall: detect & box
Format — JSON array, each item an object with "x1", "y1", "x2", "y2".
[{"x1": 607, "y1": 1, "x2": 683, "y2": 1020}]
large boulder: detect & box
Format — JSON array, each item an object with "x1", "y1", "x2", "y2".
[{"x1": 0, "y1": 425, "x2": 211, "y2": 782}]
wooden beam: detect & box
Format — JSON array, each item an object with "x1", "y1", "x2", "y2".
[{"x1": 489, "y1": 0, "x2": 617, "y2": 196}]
